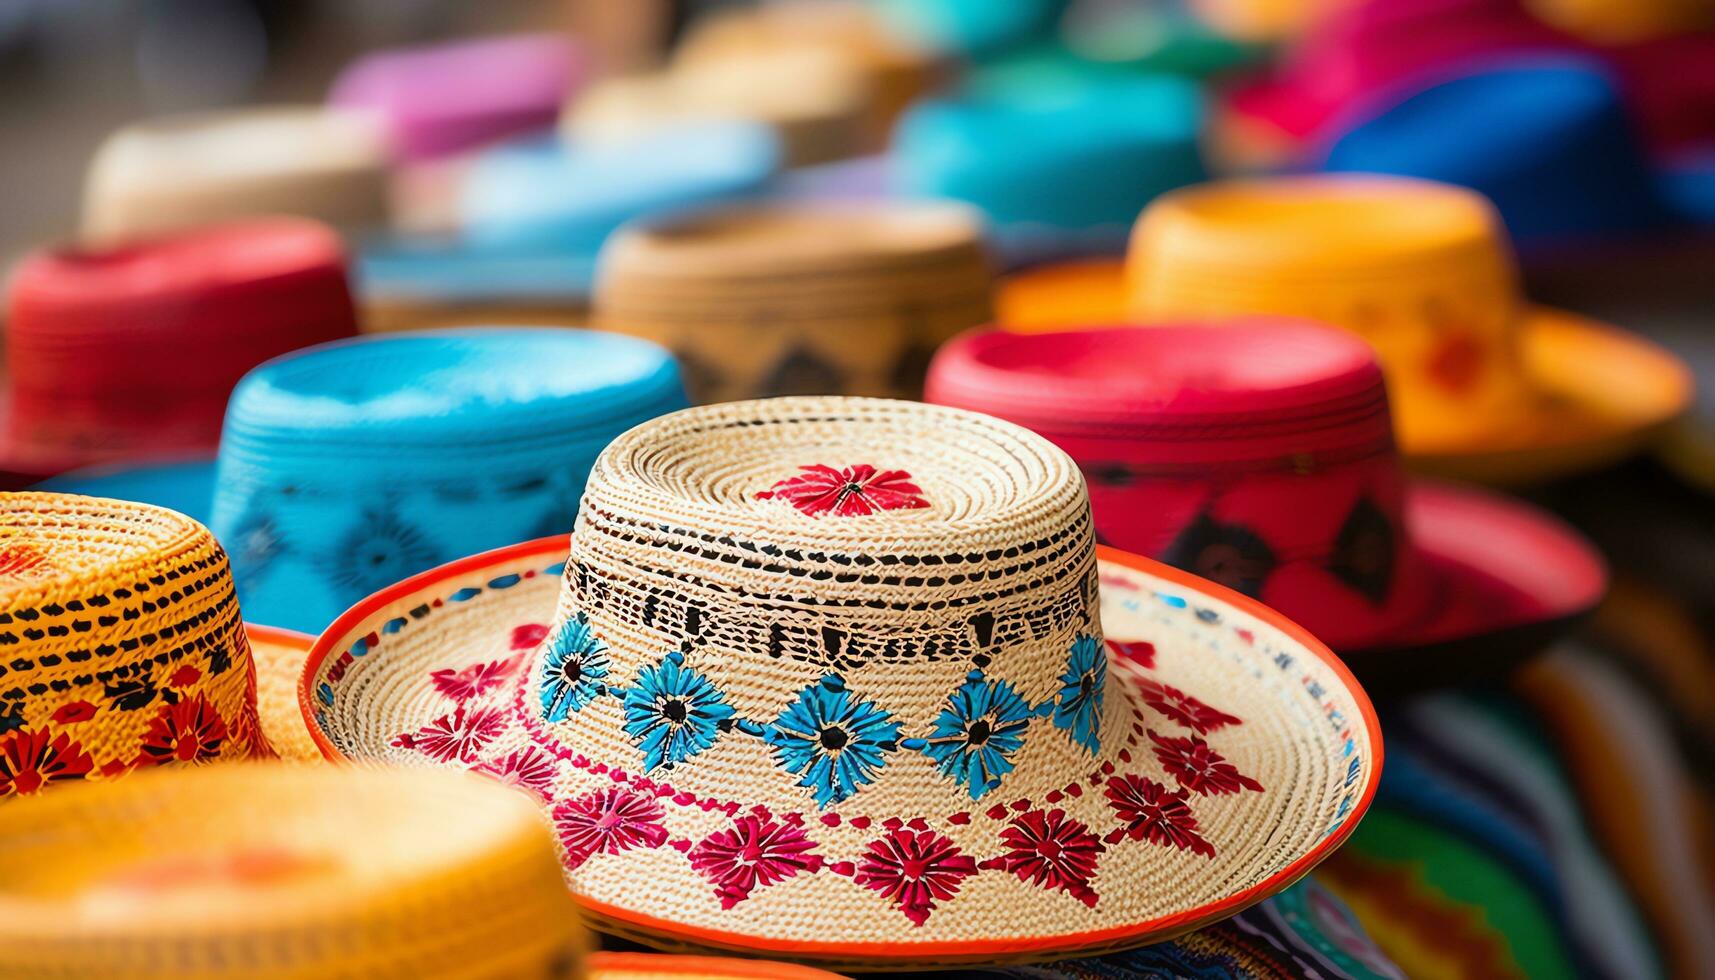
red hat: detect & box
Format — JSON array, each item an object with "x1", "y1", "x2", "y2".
[
  {"x1": 2, "y1": 218, "x2": 357, "y2": 485},
  {"x1": 926, "y1": 320, "x2": 1606, "y2": 691}
]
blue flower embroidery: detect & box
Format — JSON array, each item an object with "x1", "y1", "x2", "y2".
[
  {"x1": 538, "y1": 612, "x2": 611, "y2": 722},
  {"x1": 923, "y1": 672, "x2": 1033, "y2": 800},
  {"x1": 769, "y1": 675, "x2": 901, "y2": 808},
  {"x1": 623, "y1": 649, "x2": 735, "y2": 771},
  {"x1": 1053, "y1": 633, "x2": 1105, "y2": 754}
]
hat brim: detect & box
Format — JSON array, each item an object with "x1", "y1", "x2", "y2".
[
  {"x1": 1348, "y1": 480, "x2": 1606, "y2": 695},
  {"x1": 587, "y1": 951, "x2": 844, "y2": 978},
  {"x1": 996, "y1": 262, "x2": 1693, "y2": 485},
  {"x1": 30, "y1": 457, "x2": 217, "y2": 521},
  {"x1": 301, "y1": 536, "x2": 1379, "y2": 968},
  {"x1": 246, "y1": 624, "x2": 321, "y2": 763}
]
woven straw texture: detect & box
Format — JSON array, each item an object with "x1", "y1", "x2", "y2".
[
  {"x1": 0, "y1": 762, "x2": 584, "y2": 979},
  {"x1": 307, "y1": 398, "x2": 1376, "y2": 966},
  {"x1": 593, "y1": 207, "x2": 993, "y2": 403},
  {"x1": 248, "y1": 628, "x2": 321, "y2": 764},
  {"x1": 0, "y1": 493, "x2": 267, "y2": 801}
]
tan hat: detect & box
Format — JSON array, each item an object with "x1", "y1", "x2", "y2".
[
  {"x1": 0, "y1": 761, "x2": 844, "y2": 979},
  {"x1": 304, "y1": 397, "x2": 1378, "y2": 968},
  {"x1": 593, "y1": 205, "x2": 993, "y2": 403},
  {"x1": 82, "y1": 106, "x2": 390, "y2": 243}
]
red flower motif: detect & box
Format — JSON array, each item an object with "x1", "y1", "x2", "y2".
[
  {"x1": 1000, "y1": 808, "x2": 1106, "y2": 907},
  {"x1": 553, "y1": 787, "x2": 669, "y2": 867},
  {"x1": 430, "y1": 655, "x2": 521, "y2": 703},
  {"x1": 1103, "y1": 773, "x2": 1215, "y2": 856},
  {"x1": 690, "y1": 815, "x2": 822, "y2": 908},
  {"x1": 0, "y1": 545, "x2": 47, "y2": 577},
  {"x1": 138, "y1": 695, "x2": 229, "y2": 765},
  {"x1": 475, "y1": 747, "x2": 558, "y2": 801},
  {"x1": 511, "y1": 623, "x2": 550, "y2": 650},
  {"x1": 1147, "y1": 730, "x2": 1263, "y2": 796},
  {"x1": 1138, "y1": 680, "x2": 1241, "y2": 735},
  {"x1": 51, "y1": 701, "x2": 98, "y2": 725},
  {"x1": 1106, "y1": 639, "x2": 1155, "y2": 669},
  {"x1": 169, "y1": 665, "x2": 203, "y2": 688},
  {"x1": 405, "y1": 704, "x2": 506, "y2": 764},
  {"x1": 0, "y1": 728, "x2": 94, "y2": 797},
  {"x1": 755, "y1": 464, "x2": 929, "y2": 518},
  {"x1": 853, "y1": 827, "x2": 978, "y2": 926}
]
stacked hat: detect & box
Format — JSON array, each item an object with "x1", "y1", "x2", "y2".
[
  {"x1": 82, "y1": 107, "x2": 389, "y2": 243},
  {"x1": 0, "y1": 762, "x2": 844, "y2": 979},
  {"x1": 360, "y1": 123, "x2": 781, "y2": 333},
  {"x1": 894, "y1": 75, "x2": 1206, "y2": 266},
  {"x1": 926, "y1": 321, "x2": 1607, "y2": 688},
  {"x1": 566, "y1": 54, "x2": 869, "y2": 169},
  {"x1": 1, "y1": 219, "x2": 358, "y2": 486},
  {"x1": 0, "y1": 493, "x2": 272, "y2": 799},
  {"x1": 592, "y1": 204, "x2": 992, "y2": 402},
  {"x1": 329, "y1": 33, "x2": 586, "y2": 163},
  {"x1": 303, "y1": 396, "x2": 1379, "y2": 966},
  {"x1": 1123, "y1": 176, "x2": 1690, "y2": 484}
]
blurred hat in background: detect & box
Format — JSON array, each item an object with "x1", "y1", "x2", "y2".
[
  {"x1": 330, "y1": 33, "x2": 587, "y2": 164},
  {"x1": 1, "y1": 219, "x2": 358, "y2": 486},
  {"x1": 304, "y1": 396, "x2": 1378, "y2": 966},
  {"x1": 359, "y1": 121, "x2": 781, "y2": 334},
  {"x1": 81, "y1": 107, "x2": 389, "y2": 243},
  {"x1": 927, "y1": 321, "x2": 1607, "y2": 690},
  {"x1": 593, "y1": 203, "x2": 992, "y2": 402},
  {"x1": 0, "y1": 493, "x2": 274, "y2": 801},
  {"x1": 893, "y1": 74, "x2": 1206, "y2": 267}
]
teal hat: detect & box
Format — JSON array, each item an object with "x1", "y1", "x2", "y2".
[
  {"x1": 42, "y1": 329, "x2": 687, "y2": 634},
  {"x1": 894, "y1": 74, "x2": 1206, "y2": 265}
]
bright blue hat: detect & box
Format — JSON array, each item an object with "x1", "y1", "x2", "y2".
[
  {"x1": 358, "y1": 121, "x2": 781, "y2": 305},
  {"x1": 893, "y1": 74, "x2": 1206, "y2": 266},
  {"x1": 872, "y1": 0, "x2": 1065, "y2": 56},
  {"x1": 40, "y1": 329, "x2": 685, "y2": 635},
  {"x1": 1318, "y1": 56, "x2": 1712, "y2": 247}
]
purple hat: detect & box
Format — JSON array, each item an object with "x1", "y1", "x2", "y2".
[{"x1": 331, "y1": 33, "x2": 584, "y2": 162}]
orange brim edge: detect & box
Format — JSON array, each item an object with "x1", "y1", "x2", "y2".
[{"x1": 300, "y1": 536, "x2": 1382, "y2": 966}]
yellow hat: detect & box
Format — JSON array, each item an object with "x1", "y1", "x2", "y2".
[
  {"x1": 0, "y1": 493, "x2": 270, "y2": 800},
  {"x1": 1116, "y1": 176, "x2": 1690, "y2": 485},
  {"x1": 0, "y1": 761, "x2": 846, "y2": 979}
]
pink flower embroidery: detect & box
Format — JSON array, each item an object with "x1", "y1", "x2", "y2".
[
  {"x1": 689, "y1": 815, "x2": 822, "y2": 908},
  {"x1": 475, "y1": 746, "x2": 557, "y2": 801},
  {"x1": 853, "y1": 827, "x2": 978, "y2": 926},
  {"x1": 755, "y1": 464, "x2": 929, "y2": 518},
  {"x1": 0, "y1": 728, "x2": 94, "y2": 797},
  {"x1": 1106, "y1": 639, "x2": 1155, "y2": 669},
  {"x1": 430, "y1": 655, "x2": 521, "y2": 703},
  {"x1": 1148, "y1": 730, "x2": 1263, "y2": 795},
  {"x1": 1000, "y1": 808, "x2": 1105, "y2": 907},
  {"x1": 1103, "y1": 773, "x2": 1215, "y2": 856},
  {"x1": 405, "y1": 704, "x2": 506, "y2": 764},
  {"x1": 1139, "y1": 679, "x2": 1241, "y2": 734},
  {"x1": 138, "y1": 694, "x2": 229, "y2": 765},
  {"x1": 553, "y1": 788, "x2": 669, "y2": 867},
  {"x1": 511, "y1": 623, "x2": 550, "y2": 650}
]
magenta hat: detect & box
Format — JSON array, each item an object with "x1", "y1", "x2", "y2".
[{"x1": 330, "y1": 34, "x2": 585, "y2": 162}]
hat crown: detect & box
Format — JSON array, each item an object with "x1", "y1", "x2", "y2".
[
  {"x1": 538, "y1": 397, "x2": 1108, "y2": 815},
  {"x1": 0, "y1": 493, "x2": 265, "y2": 788}
]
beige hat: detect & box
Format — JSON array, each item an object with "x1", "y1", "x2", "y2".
[
  {"x1": 0, "y1": 761, "x2": 845, "y2": 979},
  {"x1": 303, "y1": 397, "x2": 1379, "y2": 968},
  {"x1": 593, "y1": 204, "x2": 993, "y2": 403},
  {"x1": 82, "y1": 106, "x2": 389, "y2": 243}
]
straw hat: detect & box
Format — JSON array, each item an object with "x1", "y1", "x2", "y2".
[
  {"x1": 330, "y1": 33, "x2": 586, "y2": 163},
  {"x1": 0, "y1": 219, "x2": 358, "y2": 487},
  {"x1": 303, "y1": 397, "x2": 1378, "y2": 967},
  {"x1": 1115, "y1": 176, "x2": 1689, "y2": 485},
  {"x1": 0, "y1": 761, "x2": 844, "y2": 979},
  {"x1": 926, "y1": 322, "x2": 1606, "y2": 691},
  {"x1": 82, "y1": 106, "x2": 389, "y2": 243},
  {"x1": 0, "y1": 493, "x2": 272, "y2": 800},
  {"x1": 360, "y1": 123, "x2": 781, "y2": 334},
  {"x1": 893, "y1": 74, "x2": 1206, "y2": 267},
  {"x1": 593, "y1": 204, "x2": 992, "y2": 403}
]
